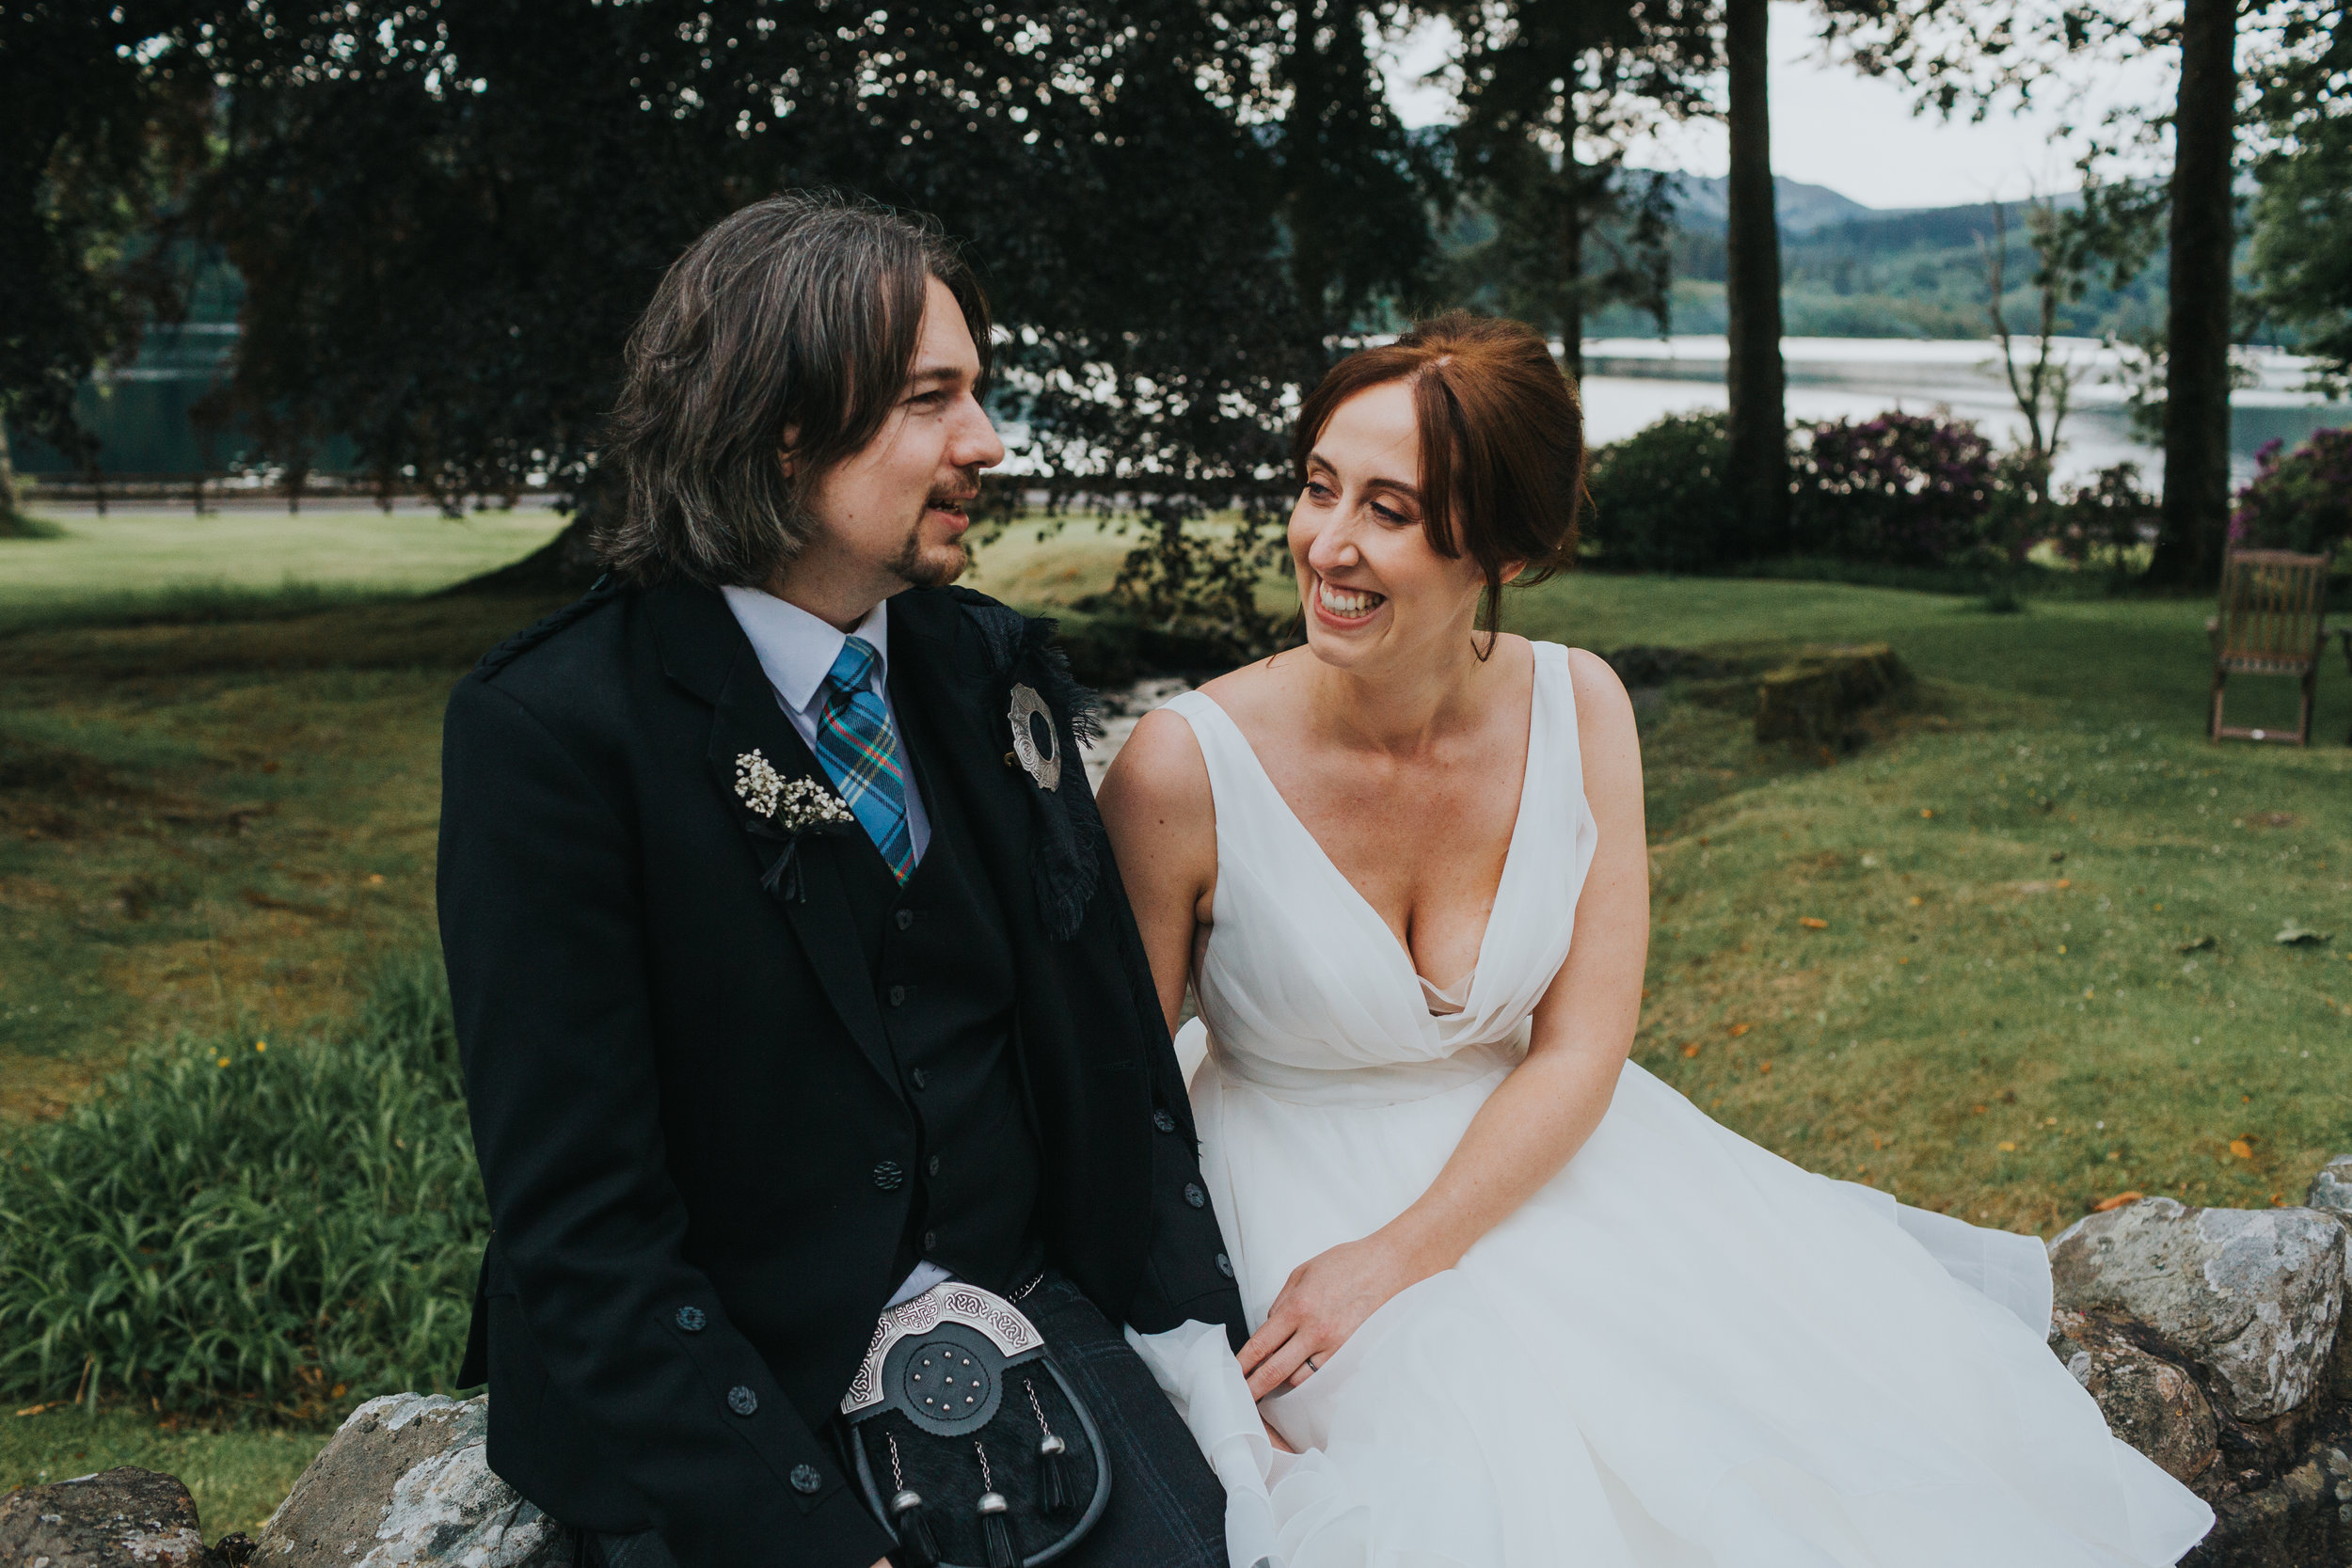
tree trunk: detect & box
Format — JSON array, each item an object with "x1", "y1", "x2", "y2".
[
  {"x1": 2148, "y1": 0, "x2": 2237, "y2": 587},
  {"x1": 1561, "y1": 156, "x2": 1587, "y2": 382},
  {"x1": 0, "y1": 417, "x2": 20, "y2": 531},
  {"x1": 1723, "y1": 0, "x2": 1788, "y2": 553},
  {"x1": 443, "y1": 492, "x2": 609, "y2": 596}
]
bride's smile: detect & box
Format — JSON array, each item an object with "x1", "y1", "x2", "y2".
[{"x1": 1311, "y1": 576, "x2": 1385, "y2": 625}]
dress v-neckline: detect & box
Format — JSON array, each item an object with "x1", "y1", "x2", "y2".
[{"x1": 1192, "y1": 658, "x2": 1544, "y2": 1009}]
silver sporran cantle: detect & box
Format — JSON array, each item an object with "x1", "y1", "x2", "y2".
[{"x1": 838, "y1": 1280, "x2": 1109, "y2": 1568}]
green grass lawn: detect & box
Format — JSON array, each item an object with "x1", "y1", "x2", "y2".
[
  {"x1": 0, "y1": 505, "x2": 568, "y2": 631},
  {"x1": 5, "y1": 511, "x2": 2351, "y2": 1518},
  {"x1": 1507, "y1": 574, "x2": 2352, "y2": 1233}
]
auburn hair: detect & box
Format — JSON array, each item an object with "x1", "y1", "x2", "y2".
[{"x1": 1292, "y1": 312, "x2": 1584, "y2": 644}]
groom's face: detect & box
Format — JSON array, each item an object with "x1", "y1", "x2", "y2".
[{"x1": 782, "y1": 277, "x2": 1005, "y2": 620}]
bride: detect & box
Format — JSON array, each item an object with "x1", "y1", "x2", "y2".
[{"x1": 1095, "y1": 312, "x2": 2213, "y2": 1566}]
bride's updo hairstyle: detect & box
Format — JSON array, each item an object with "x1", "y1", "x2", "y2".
[{"x1": 1292, "y1": 311, "x2": 1583, "y2": 643}]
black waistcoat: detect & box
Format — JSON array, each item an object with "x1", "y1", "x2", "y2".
[{"x1": 829, "y1": 668, "x2": 1044, "y2": 1293}]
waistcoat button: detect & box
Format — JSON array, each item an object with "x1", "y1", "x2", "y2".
[
  {"x1": 887, "y1": 984, "x2": 907, "y2": 1007},
  {"x1": 727, "y1": 1386, "x2": 757, "y2": 1417},
  {"x1": 790, "y1": 1463, "x2": 821, "y2": 1494},
  {"x1": 909, "y1": 1069, "x2": 930, "y2": 1090},
  {"x1": 1183, "y1": 1183, "x2": 1207, "y2": 1210},
  {"x1": 895, "y1": 909, "x2": 915, "y2": 931},
  {"x1": 1152, "y1": 1110, "x2": 1177, "y2": 1133},
  {"x1": 927, "y1": 1155, "x2": 941, "y2": 1177},
  {"x1": 872, "y1": 1161, "x2": 905, "y2": 1191},
  {"x1": 675, "y1": 1306, "x2": 707, "y2": 1333},
  {"x1": 1216, "y1": 1252, "x2": 1233, "y2": 1277}
]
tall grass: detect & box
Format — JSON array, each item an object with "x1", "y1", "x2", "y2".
[{"x1": 0, "y1": 957, "x2": 485, "y2": 1416}]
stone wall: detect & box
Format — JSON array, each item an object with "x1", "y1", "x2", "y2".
[{"x1": 2047, "y1": 1154, "x2": 2352, "y2": 1563}]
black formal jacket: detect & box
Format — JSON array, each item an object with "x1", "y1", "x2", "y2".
[{"x1": 437, "y1": 579, "x2": 1246, "y2": 1568}]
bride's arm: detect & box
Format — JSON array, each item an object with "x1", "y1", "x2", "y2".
[
  {"x1": 1238, "y1": 649, "x2": 1648, "y2": 1399},
  {"x1": 1097, "y1": 707, "x2": 1218, "y2": 1041}
]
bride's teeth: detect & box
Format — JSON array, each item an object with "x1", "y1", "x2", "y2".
[{"x1": 1319, "y1": 582, "x2": 1383, "y2": 618}]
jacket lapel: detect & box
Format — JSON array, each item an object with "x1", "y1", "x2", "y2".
[
  {"x1": 888, "y1": 596, "x2": 1034, "y2": 899},
  {"x1": 655, "y1": 583, "x2": 902, "y2": 1096}
]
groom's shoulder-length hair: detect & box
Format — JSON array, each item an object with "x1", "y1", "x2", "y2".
[{"x1": 595, "y1": 190, "x2": 993, "y2": 587}]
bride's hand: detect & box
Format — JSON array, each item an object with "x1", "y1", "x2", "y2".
[{"x1": 1237, "y1": 1233, "x2": 1430, "y2": 1401}]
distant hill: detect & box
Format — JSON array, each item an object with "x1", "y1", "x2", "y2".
[
  {"x1": 1591, "y1": 171, "x2": 2157, "y2": 340},
  {"x1": 1644, "y1": 170, "x2": 1879, "y2": 235}
]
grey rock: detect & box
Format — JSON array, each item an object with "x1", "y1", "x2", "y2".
[
  {"x1": 255, "y1": 1394, "x2": 562, "y2": 1568},
  {"x1": 2304, "y1": 1154, "x2": 2352, "y2": 1217},
  {"x1": 2048, "y1": 1308, "x2": 2221, "y2": 1495},
  {"x1": 2182, "y1": 1451, "x2": 2352, "y2": 1567},
  {"x1": 2048, "y1": 1196, "x2": 2351, "y2": 1422},
  {"x1": 0, "y1": 1466, "x2": 218, "y2": 1568}
]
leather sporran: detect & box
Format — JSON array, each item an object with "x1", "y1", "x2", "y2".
[{"x1": 839, "y1": 1281, "x2": 1110, "y2": 1568}]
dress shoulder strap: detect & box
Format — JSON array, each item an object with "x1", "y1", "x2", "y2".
[
  {"x1": 1526, "y1": 641, "x2": 1588, "y2": 808},
  {"x1": 1157, "y1": 689, "x2": 1301, "y2": 866},
  {"x1": 1160, "y1": 689, "x2": 1253, "y2": 796}
]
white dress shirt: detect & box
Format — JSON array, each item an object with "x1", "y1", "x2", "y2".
[
  {"x1": 718, "y1": 585, "x2": 947, "y2": 1309},
  {"x1": 719, "y1": 586, "x2": 932, "y2": 863}
]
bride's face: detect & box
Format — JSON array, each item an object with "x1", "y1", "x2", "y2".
[{"x1": 1289, "y1": 379, "x2": 1489, "y2": 671}]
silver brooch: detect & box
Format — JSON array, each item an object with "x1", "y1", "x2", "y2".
[
  {"x1": 734, "y1": 750, "x2": 854, "y2": 831},
  {"x1": 1006, "y1": 685, "x2": 1060, "y2": 792}
]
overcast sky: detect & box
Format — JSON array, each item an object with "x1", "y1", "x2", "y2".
[{"x1": 1379, "y1": 4, "x2": 2169, "y2": 211}]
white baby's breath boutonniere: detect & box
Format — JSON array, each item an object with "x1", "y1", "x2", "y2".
[{"x1": 733, "y1": 750, "x2": 854, "y2": 899}]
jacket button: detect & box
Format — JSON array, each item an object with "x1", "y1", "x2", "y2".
[
  {"x1": 727, "y1": 1386, "x2": 757, "y2": 1417},
  {"x1": 790, "y1": 1463, "x2": 821, "y2": 1495},
  {"x1": 1152, "y1": 1110, "x2": 1177, "y2": 1133},
  {"x1": 923, "y1": 1229, "x2": 938, "y2": 1251},
  {"x1": 895, "y1": 909, "x2": 914, "y2": 931},
  {"x1": 1216, "y1": 1252, "x2": 1233, "y2": 1278},
  {"x1": 888, "y1": 984, "x2": 907, "y2": 1006},
  {"x1": 873, "y1": 1161, "x2": 905, "y2": 1191},
  {"x1": 927, "y1": 1155, "x2": 941, "y2": 1177},
  {"x1": 910, "y1": 1069, "x2": 929, "y2": 1090},
  {"x1": 1184, "y1": 1183, "x2": 1207, "y2": 1210},
  {"x1": 675, "y1": 1306, "x2": 707, "y2": 1333}
]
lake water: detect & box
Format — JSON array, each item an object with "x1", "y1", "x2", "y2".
[{"x1": 1579, "y1": 336, "x2": 2349, "y2": 489}]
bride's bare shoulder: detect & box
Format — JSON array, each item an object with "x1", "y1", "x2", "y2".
[
  {"x1": 1098, "y1": 699, "x2": 1212, "y2": 835},
  {"x1": 1191, "y1": 649, "x2": 1305, "y2": 733},
  {"x1": 1557, "y1": 646, "x2": 1641, "y2": 800}
]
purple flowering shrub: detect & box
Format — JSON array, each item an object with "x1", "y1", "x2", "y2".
[
  {"x1": 2230, "y1": 429, "x2": 2352, "y2": 558},
  {"x1": 1792, "y1": 411, "x2": 1998, "y2": 567}
]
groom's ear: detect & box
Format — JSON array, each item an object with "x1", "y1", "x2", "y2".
[{"x1": 1500, "y1": 560, "x2": 1528, "y2": 585}]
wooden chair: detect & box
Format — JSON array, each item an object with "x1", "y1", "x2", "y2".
[
  {"x1": 2208, "y1": 548, "x2": 2330, "y2": 745},
  {"x1": 2340, "y1": 627, "x2": 2352, "y2": 745}
]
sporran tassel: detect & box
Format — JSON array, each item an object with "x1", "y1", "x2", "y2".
[
  {"x1": 977, "y1": 1495, "x2": 1018, "y2": 1568},
  {"x1": 1035, "y1": 1433, "x2": 1071, "y2": 1517},
  {"x1": 1025, "y1": 1378, "x2": 1073, "y2": 1517},
  {"x1": 974, "y1": 1439, "x2": 1018, "y2": 1568},
  {"x1": 884, "y1": 1435, "x2": 940, "y2": 1568},
  {"x1": 888, "y1": 1490, "x2": 940, "y2": 1568}
]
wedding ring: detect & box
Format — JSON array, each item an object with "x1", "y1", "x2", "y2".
[{"x1": 1302, "y1": 1355, "x2": 1321, "y2": 1374}]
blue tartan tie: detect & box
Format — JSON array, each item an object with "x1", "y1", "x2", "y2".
[{"x1": 813, "y1": 636, "x2": 915, "y2": 882}]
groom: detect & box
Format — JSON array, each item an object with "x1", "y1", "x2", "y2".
[{"x1": 437, "y1": 192, "x2": 1245, "y2": 1568}]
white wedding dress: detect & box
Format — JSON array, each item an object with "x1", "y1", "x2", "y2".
[{"x1": 1127, "y1": 642, "x2": 2212, "y2": 1568}]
